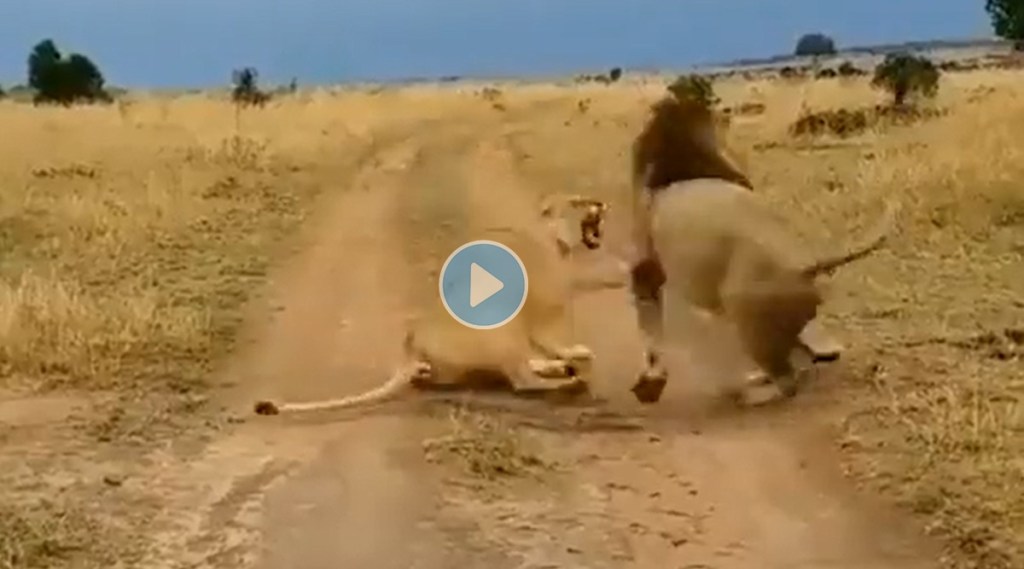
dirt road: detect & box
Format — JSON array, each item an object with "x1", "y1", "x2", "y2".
[{"x1": 148, "y1": 103, "x2": 944, "y2": 569}]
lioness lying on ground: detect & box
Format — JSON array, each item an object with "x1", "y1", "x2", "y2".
[
  {"x1": 626, "y1": 96, "x2": 898, "y2": 405},
  {"x1": 254, "y1": 191, "x2": 616, "y2": 416}
]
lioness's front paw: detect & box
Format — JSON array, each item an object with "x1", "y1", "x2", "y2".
[{"x1": 631, "y1": 367, "x2": 668, "y2": 404}]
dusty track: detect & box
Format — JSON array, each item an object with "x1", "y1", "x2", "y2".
[{"x1": 140, "y1": 103, "x2": 945, "y2": 569}]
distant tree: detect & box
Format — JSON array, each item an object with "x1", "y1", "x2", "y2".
[
  {"x1": 871, "y1": 52, "x2": 940, "y2": 106},
  {"x1": 27, "y1": 39, "x2": 111, "y2": 105},
  {"x1": 667, "y1": 74, "x2": 719, "y2": 108},
  {"x1": 608, "y1": 67, "x2": 623, "y2": 82},
  {"x1": 794, "y1": 33, "x2": 837, "y2": 57},
  {"x1": 985, "y1": 0, "x2": 1024, "y2": 48},
  {"x1": 28, "y1": 39, "x2": 61, "y2": 91},
  {"x1": 231, "y1": 67, "x2": 270, "y2": 107}
]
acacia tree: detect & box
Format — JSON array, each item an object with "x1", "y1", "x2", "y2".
[
  {"x1": 795, "y1": 33, "x2": 837, "y2": 57},
  {"x1": 231, "y1": 67, "x2": 270, "y2": 107},
  {"x1": 985, "y1": 0, "x2": 1024, "y2": 48},
  {"x1": 28, "y1": 39, "x2": 61, "y2": 91},
  {"x1": 27, "y1": 39, "x2": 110, "y2": 105},
  {"x1": 871, "y1": 53, "x2": 940, "y2": 106}
]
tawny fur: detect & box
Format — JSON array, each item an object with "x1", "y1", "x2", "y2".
[
  {"x1": 650, "y1": 180, "x2": 895, "y2": 385},
  {"x1": 625, "y1": 95, "x2": 896, "y2": 404}
]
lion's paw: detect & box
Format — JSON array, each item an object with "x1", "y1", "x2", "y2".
[{"x1": 631, "y1": 366, "x2": 668, "y2": 404}]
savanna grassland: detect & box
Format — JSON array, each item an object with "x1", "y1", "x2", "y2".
[{"x1": 0, "y1": 62, "x2": 1022, "y2": 569}]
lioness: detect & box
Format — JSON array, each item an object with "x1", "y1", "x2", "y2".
[
  {"x1": 254, "y1": 168, "x2": 617, "y2": 417},
  {"x1": 626, "y1": 96, "x2": 897, "y2": 405}
]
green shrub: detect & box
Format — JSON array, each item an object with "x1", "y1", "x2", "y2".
[{"x1": 871, "y1": 53, "x2": 940, "y2": 107}]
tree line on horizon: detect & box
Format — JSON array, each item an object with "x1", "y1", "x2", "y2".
[
  {"x1": 794, "y1": 0, "x2": 1022, "y2": 57},
  {"x1": 1, "y1": 1, "x2": 1021, "y2": 105}
]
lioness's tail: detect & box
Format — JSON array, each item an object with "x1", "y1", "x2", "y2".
[
  {"x1": 253, "y1": 363, "x2": 426, "y2": 416},
  {"x1": 801, "y1": 199, "x2": 902, "y2": 279}
]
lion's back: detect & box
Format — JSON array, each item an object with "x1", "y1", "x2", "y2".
[{"x1": 652, "y1": 179, "x2": 815, "y2": 273}]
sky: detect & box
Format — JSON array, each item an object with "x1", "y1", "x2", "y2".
[{"x1": 0, "y1": 0, "x2": 995, "y2": 89}]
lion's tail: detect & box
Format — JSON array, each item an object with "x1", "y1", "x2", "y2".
[
  {"x1": 800, "y1": 199, "x2": 902, "y2": 279},
  {"x1": 253, "y1": 365, "x2": 419, "y2": 416}
]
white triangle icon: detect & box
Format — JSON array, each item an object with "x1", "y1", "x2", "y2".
[{"x1": 469, "y1": 263, "x2": 504, "y2": 308}]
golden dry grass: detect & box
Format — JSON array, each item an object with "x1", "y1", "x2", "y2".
[
  {"x1": 0, "y1": 90, "x2": 469, "y2": 397},
  {"x1": 0, "y1": 67, "x2": 1021, "y2": 568}
]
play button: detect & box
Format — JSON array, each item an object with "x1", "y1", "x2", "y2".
[
  {"x1": 439, "y1": 240, "x2": 529, "y2": 329},
  {"x1": 469, "y1": 263, "x2": 504, "y2": 307}
]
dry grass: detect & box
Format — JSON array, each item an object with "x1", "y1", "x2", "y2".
[
  {"x1": 0, "y1": 501, "x2": 114, "y2": 569},
  {"x1": 423, "y1": 406, "x2": 549, "y2": 480},
  {"x1": 0, "y1": 99, "x2": 280, "y2": 393},
  {"x1": 0, "y1": 91, "x2": 451, "y2": 396},
  {"x1": 0, "y1": 67, "x2": 1021, "y2": 568},
  {"x1": 706, "y1": 70, "x2": 1024, "y2": 569}
]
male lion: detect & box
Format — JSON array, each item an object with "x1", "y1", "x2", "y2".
[
  {"x1": 632, "y1": 95, "x2": 843, "y2": 362},
  {"x1": 626, "y1": 96, "x2": 897, "y2": 405},
  {"x1": 254, "y1": 181, "x2": 617, "y2": 416}
]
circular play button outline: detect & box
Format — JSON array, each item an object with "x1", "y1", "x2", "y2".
[{"x1": 438, "y1": 239, "x2": 530, "y2": 330}]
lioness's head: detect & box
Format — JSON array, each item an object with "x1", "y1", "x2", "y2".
[{"x1": 539, "y1": 195, "x2": 610, "y2": 256}]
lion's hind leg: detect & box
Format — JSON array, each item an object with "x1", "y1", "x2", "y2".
[
  {"x1": 797, "y1": 319, "x2": 844, "y2": 362},
  {"x1": 723, "y1": 276, "x2": 821, "y2": 404}
]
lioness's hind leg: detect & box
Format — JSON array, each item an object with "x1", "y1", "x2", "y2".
[
  {"x1": 526, "y1": 301, "x2": 596, "y2": 378},
  {"x1": 725, "y1": 279, "x2": 820, "y2": 401},
  {"x1": 504, "y1": 357, "x2": 592, "y2": 402},
  {"x1": 529, "y1": 337, "x2": 595, "y2": 377}
]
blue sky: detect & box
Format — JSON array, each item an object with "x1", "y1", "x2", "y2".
[{"x1": 0, "y1": 0, "x2": 994, "y2": 89}]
